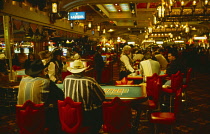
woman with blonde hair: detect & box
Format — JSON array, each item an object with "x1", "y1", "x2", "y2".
[{"x1": 119, "y1": 45, "x2": 135, "y2": 80}]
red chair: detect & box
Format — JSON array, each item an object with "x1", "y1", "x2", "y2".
[
  {"x1": 146, "y1": 73, "x2": 162, "y2": 110},
  {"x1": 16, "y1": 100, "x2": 48, "y2": 134},
  {"x1": 162, "y1": 71, "x2": 183, "y2": 112},
  {"x1": 115, "y1": 77, "x2": 134, "y2": 85},
  {"x1": 150, "y1": 88, "x2": 183, "y2": 134},
  {"x1": 182, "y1": 68, "x2": 192, "y2": 102},
  {"x1": 102, "y1": 97, "x2": 132, "y2": 133},
  {"x1": 58, "y1": 97, "x2": 89, "y2": 134}
]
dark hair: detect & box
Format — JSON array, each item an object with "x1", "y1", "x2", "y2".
[
  {"x1": 144, "y1": 52, "x2": 152, "y2": 60},
  {"x1": 28, "y1": 53, "x2": 35, "y2": 59},
  {"x1": 73, "y1": 47, "x2": 79, "y2": 53},
  {"x1": 52, "y1": 49, "x2": 62, "y2": 56},
  {"x1": 168, "y1": 51, "x2": 178, "y2": 58},
  {"x1": 96, "y1": 46, "x2": 101, "y2": 51}
]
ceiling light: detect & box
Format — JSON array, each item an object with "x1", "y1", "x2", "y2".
[
  {"x1": 205, "y1": 0, "x2": 209, "y2": 5},
  {"x1": 108, "y1": 29, "x2": 114, "y2": 32},
  {"x1": 119, "y1": 3, "x2": 130, "y2": 11},
  {"x1": 174, "y1": 40, "x2": 184, "y2": 43},
  {"x1": 194, "y1": 37, "x2": 207, "y2": 40},
  {"x1": 104, "y1": 4, "x2": 117, "y2": 12}
]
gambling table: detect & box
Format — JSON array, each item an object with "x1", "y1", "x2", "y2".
[
  {"x1": 127, "y1": 70, "x2": 166, "y2": 84},
  {"x1": 101, "y1": 85, "x2": 146, "y2": 100},
  {"x1": 57, "y1": 84, "x2": 147, "y2": 132},
  {"x1": 56, "y1": 84, "x2": 147, "y2": 100}
]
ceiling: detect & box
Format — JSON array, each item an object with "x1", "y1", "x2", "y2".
[
  {"x1": 1, "y1": 0, "x2": 209, "y2": 44},
  {"x1": 59, "y1": 0, "x2": 210, "y2": 43}
]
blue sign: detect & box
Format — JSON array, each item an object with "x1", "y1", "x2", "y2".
[{"x1": 68, "y1": 12, "x2": 86, "y2": 20}]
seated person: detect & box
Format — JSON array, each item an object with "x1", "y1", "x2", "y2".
[
  {"x1": 155, "y1": 49, "x2": 168, "y2": 70},
  {"x1": 17, "y1": 60, "x2": 64, "y2": 133},
  {"x1": 140, "y1": 52, "x2": 161, "y2": 82},
  {"x1": 164, "y1": 51, "x2": 187, "y2": 86},
  {"x1": 63, "y1": 60, "x2": 105, "y2": 134}
]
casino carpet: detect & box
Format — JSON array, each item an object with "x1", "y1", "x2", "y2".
[{"x1": 0, "y1": 70, "x2": 210, "y2": 133}]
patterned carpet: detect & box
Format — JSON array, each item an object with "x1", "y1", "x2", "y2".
[{"x1": 0, "y1": 71, "x2": 210, "y2": 134}]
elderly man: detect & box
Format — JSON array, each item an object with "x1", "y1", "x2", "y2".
[{"x1": 63, "y1": 60, "x2": 105, "y2": 134}]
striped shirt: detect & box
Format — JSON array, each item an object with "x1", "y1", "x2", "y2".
[
  {"x1": 63, "y1": 74, "x2": 105, "y2": 111},
  {"x1": 17, "y1": 76, "x2": 50, "y2": 105}
]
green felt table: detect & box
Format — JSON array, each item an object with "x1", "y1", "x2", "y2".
[{"x1": 57, "y1": 84, "x2": 146, "y2": 100}]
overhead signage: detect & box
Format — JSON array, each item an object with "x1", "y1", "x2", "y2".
[{"x1": 68, "y1": 12, "x2": 86, "y2": 20}]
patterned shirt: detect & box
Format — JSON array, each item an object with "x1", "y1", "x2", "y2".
[
  {"x1": 17, "y1": 76, "x2": 50, "y2": 105},
  {"x1": 120, "y1": 54, "x2": 134, "y2": 73},
  {"x1": 63, "y1": 74, "x2": 105, "y2": 111}
]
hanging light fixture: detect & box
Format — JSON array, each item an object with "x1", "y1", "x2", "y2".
[
  {"x1": 148, "y1": 26, "x2": 153, "y2": 33},
  {"x1": 97, "y1": 24, "x2": 101, "y2": 32},
  {"x1": 157, "y1": 2, "x2": 165, "y2": 19},
  {"x1": 153, "y1": 15, "x2": 157, "y2": 24},
  {"x1": 51, "y1": 2, "x2": 58, "y2": 13},
  {"x1": 205, "y1": 0, "x2": 209, "y2": 5},
  {"x1": 70, "y1": 21, "x2": 74, "y2": 29},
  {"x1": 103, "y1": 28, "x2": 106, "y2": 34},
  {"x1": 185, "y1": 23, "x2": 190, "y2": 33},
  {"x1": 88, "y1": 21, "x2": 92, "y2": 28}
]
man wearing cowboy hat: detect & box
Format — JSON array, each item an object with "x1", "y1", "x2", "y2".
[
  {"x1": 17, "y1": 59, "x2": 64, "y2": 133},
  {"x1": 63, "y1": 60, "x2": 105, "y2": 134}
]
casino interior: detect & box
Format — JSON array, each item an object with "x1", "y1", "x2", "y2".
[{"x1": 0, "y1": 0, "x2": 210, "y2": 134}]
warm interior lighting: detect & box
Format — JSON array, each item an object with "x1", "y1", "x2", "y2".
[
  {"x1": 103, "y1": 28, "x2": 106, "y2": 34},
  {"x1": 181, "y1": 1, "x2": 184, "y2": 6},
  {"x1": 194, "y1": 37, "x2": 207, "y2": 40},
  {"x1": 205, "y1": 0, "x2": 209, "y2": 5},
  {"x1": 88, "y1": 22, "x2": 92, "y2": 28},
  {"x1": 156, "y1": 41, "x2": 163, "y2": 44},
  {"x1": 174, "y1": 40, "x2": 184, "y2": 43},
  {"x1": 97, "y1": 25, "x2": 100, "y2": 31},
  {"x1": 192, "y1": 0, "x2": 196, "y2": 6},
  {"x1": 52, "y1": 3, "x2": 58, "y2": 13},
  {"x1": 107, "y1": 29, "x2": 114, "y2": 32},
  {"x1": 157, "y1": 5, "x2": 165, "y2": 18}
]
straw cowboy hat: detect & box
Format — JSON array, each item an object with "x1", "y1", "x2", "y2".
[
  {"x1": 67, "y1": 60, "x2": 89, "y2": 73},
  {"x1": 25, "y1": 60, "x2": 49, "y2": 76}
]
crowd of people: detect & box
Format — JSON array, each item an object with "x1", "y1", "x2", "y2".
[
  {"x1": 0, "y1": 43, "x2": 210, "y2": 133},
  {"x1": 119, "y1": 44, "x2": 210, "y2": 85}
]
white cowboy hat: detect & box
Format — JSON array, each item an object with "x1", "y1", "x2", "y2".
[{"x1": 67, "y1": 60, "x2": 89, "y2": 73}]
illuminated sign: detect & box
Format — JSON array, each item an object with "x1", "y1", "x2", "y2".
[{"x1": 68, "y1": 12, "x2": 86, "y2": 20}]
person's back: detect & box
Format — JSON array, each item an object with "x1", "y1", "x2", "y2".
[
  {"x1": 64, "y1": 60, "x2": 105, "y2": 134},
  {"x1": 155, "y1": 53, "x2": 168, "y2": 70},
  {"x1": 18, "y1": 60, "x2": 64, "y2": 106},
  {"x1": 18, "y1": 76, "x2": 50, "y2": 105},
  {"x1": 17, "y1": 60, "x2": 64, "y2": 134},
  {"x1": 140, "y1": 52, "x2": 160, "y2": 81},
  {"x1": 64, "y1": 75, "x2": 105, "y2": 109}
]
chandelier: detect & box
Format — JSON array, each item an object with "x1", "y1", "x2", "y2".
[{"x1": 156, "y1": 0, "x2": 210, "y2": 22}]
